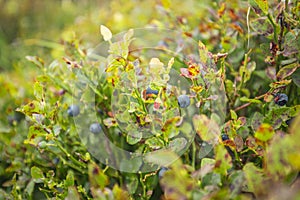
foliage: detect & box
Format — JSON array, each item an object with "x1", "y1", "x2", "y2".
[{"x1": 0, "y1": 0, "x2": 300, "y2": 199}]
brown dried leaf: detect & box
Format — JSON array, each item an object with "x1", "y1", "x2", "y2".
[{"x1": 234, "y1": 135, "x2": 244, "y2": 152}]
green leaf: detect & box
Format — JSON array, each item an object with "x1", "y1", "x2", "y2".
[
  {"x1": 66, "y1": 187, "x2": 80, "y2": 200},
  {"x1": 264, "y1": 105, "x2": 300, "y2": 128},
  {"x1": 230, "y1": 109, "x2": 238, "y2": 120},
  {"x1": 245, "y1": 61, "x2": 256, "y2": 82},
  {"x1": 292, "y1": 68, "x2": 300, "y2": 87},
  {"x1": 228, "y1": 170, "x2": 245, "y2": 198},
  {"x1": 145, "y1": 150, "x2": 180, "y2": 167},
  {"x1": 24, "y1": 180, "x2": 35, "y2": 196},
  {"x1": 31, "y1": 166, "x2": 44, "y2": 180},
  {"x1": 251, "y1": 17, "x2": 273, "y2": 35},
  {"x1": 290, "y1": 114, "x2": 300, "y2": 136},
  {"x1": 237, "y1": 126, "x2": 250, "y2": 139},
  {"x1": 145, "y1": 137, "x2": 164, "y2": 150},
  {"x1": 168, "y1": 137, "x2": 187, "y2": 152},
  {"x1": 112, "y1": 185, "x2": 130, "y2": 199},
  {"x1": 201, "y1": 172, "x2": 222, "y2": 188},
  {"x1": 120, "y1": 157, "x2": 143, "y2": 172},
  {"x1": 277, "y1": 63, "x2": 299, "y2": 80},
  {"x1": 88, "y1": 162, "x2": 108, "y2": 189},
  {"x1": 124, "y1": 175, "x2": 139, "y2": 194},
  {"x1": 179, "y1": 122, "x2": 193, "y2": 136},
  {"x1": 283, "y1": 29, "x2": 300, "y2": 57},
  {"x1": 126, "y1": 131, "x2": 142, "y2": 145},
  {"x1": 251, "y1": 112, "x2": 264, "y2": 131},
  {"x1": 193, "y1": 115, "x2": 220, "y2": 143},
  {"x1": 33, "y1": 82, "x2": 44, "y2": 101},
  {"x1": 269, "y1": 79, "x2": 292, "y2": 89},
  {"x1": 240, "y1": 96, "x2": 262, "y2": 104},
  {"x1": 200, "y1": 158, "x2": 215, "y2": 167},
  {"x1": 255, "y1": 0, "x2": 268, "y2": 14},
  {"x1": 26, "y1": 56, "x2": 45, "y2": 68},
  {"x1": 25, "y1": 126, "x2": 47, "y2": 145},
  {"x1": 65, "y1": 170, "x2": 75, "y2": 187},
  {"x1": 243, "y1": 163, "x2": 263, "y2": 195},
  {"x1": 249, "y1": 0, "x2": 269, "y2": 15},
  {"x1": 20, "y1": 100, "x2": 43, "y2": 116},
  {"x1": 103, "y1": 117, "x2": 118, "y2": 128},
  {"x1": 265, "y1": 133, "x2": 294, "y2": 176},
  {"x1": 225, "y1": 79, "x2": 234, "y2": 96},
  {"x1": 254, "y1": 123, "x2": 274, "y2": 142},
  {"x1": 160, "y1": 164, "x2": 195, "y2": 200},
  {"x1": 214, "y1": 145, "x2": 232, "y2": 176}
]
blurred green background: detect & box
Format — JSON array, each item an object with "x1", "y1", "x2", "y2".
[
  {"x1": 0, "y1": 0, "x2": 211, "y2": 122},
  {"x1": 1, "y1": 0, "x2": 300, "y2": 199}
]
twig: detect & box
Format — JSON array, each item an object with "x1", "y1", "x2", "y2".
[
  {"x1": 234, "y1": 93, "x2": 267, "y2": 112},
  {"x1": 247, "y1": 6, "x2": 251, "y2": 50}
]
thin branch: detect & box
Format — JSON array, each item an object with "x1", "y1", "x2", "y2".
[
  {"x1": 247, "y1": 6, "x2": 251, "y2": 50},
  {"x1": 234, "y1": 93, "x2": 267, "y2": 112}
]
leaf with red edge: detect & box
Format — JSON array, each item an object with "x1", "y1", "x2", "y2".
[
  {"x1": 180, "y1": 68, "x2": 193, "y2": 79},
  {"x1": 276, "y1": 63, "x2": 299, "y2": 80},
  {"x1": 234, "y1": 135, "x2": 244, "y2": 152},
  {"x1": 254, "y1": 123, "x2": 274, "y2": 142},
  {"x1": 269, "y1": 79, "x2": 292, "y2": 89},
  {"x1": 265, "y1": 67, "x2": 276, "y2": 80}
]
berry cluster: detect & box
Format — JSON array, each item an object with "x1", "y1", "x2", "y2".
[{"x1": 67, "y1": 105, "x2": 102, "y2": 134}]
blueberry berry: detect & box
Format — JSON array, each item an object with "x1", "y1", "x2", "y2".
[
  {"x1": 274, "y1": 93, "x2": 288, "y2": 106},
  {"x1": 7, "y1": 111, "x2": 25, "y2": 126},
  {"x1": 146, "y1": 87, "x2": 159, "y2": 95},
  {"x1": 89, "y1": 123, "x2": 102, "y2": 134},
  {"x1": 14, "y1": 111, "x2": 25, "y2": 122},
  {"x1": 177, "y1": 94, "x2": 190, "y2": 108},
  {"x1": 221, "y1": 134, "x2": 229, "y2": 141},
  {"x1": 286, "y1": 118, "x2": 294, "y2": 126},
  {"x1": 52, "y1": 157, "x2": 60, "y2": 165},
  {"x1": 158, "y1": 167, "x2": 168, "y2": 179},
  {"x1": 7, "y1": 115, "x2": 16, "y2": 126},
  {"x1": 67, "y1": 105, "x2": 80, "y2": 117},
  {"x1": 97, "y1": 108, "x2": 104, "y2": 115}
]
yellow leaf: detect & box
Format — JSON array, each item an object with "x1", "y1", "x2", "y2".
[
  {"x1": 149, "y1": 58, "x2": 164, "y2": 71},
  {"x1": 193, "y1": 114, "x2": 220, "y2": 143},
  {"x1": 198, "y1": 41, "x2": 208, "y2": 64},
  {"x1": 254, "y1": 123, "x2": 274, "y2": 142},
  {"x1": 254, "y1": 0, "x2": 269, "y2": 15}
]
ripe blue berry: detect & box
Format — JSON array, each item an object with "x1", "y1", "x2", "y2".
[
  {"x1": 7, "y1": 115, "x2": 16, "y2": 126},
  {"x1": 52, "y1": 157, "x2": 60, "y2": 165},
  {"x1": 177, "y1": 94, "x2": 190, "y2": 108},
  {"x1": 67, "y1": 105, "x2": 80, "y2": 117},
  {"x1": 158, "y1": 167, "x2": 168, "y2": 179},
  {"x1": 7, "y1": 111, "x2": 25, "y2": 126},
  {"x1": 97, "y1": 108, "x2": 104, "y2": 115},
  {"x1": 146, "y1": 87, "x2": 159, "y2": 95},
  {"x1": 14, "y1": 111, "x2": 25, "y2": 122},
  {"x1": 286, "y1": 118, "x2": 294, "y2": 126},
  {"x1": 274, "y1": 93, "x2": 288, "y2": 106},
  {"x1": 221, "y1": 134, "x2": 229, "y2": 141},
  {"x1": 89, "y1": 123, "x2": 102, "y2": 134}
]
